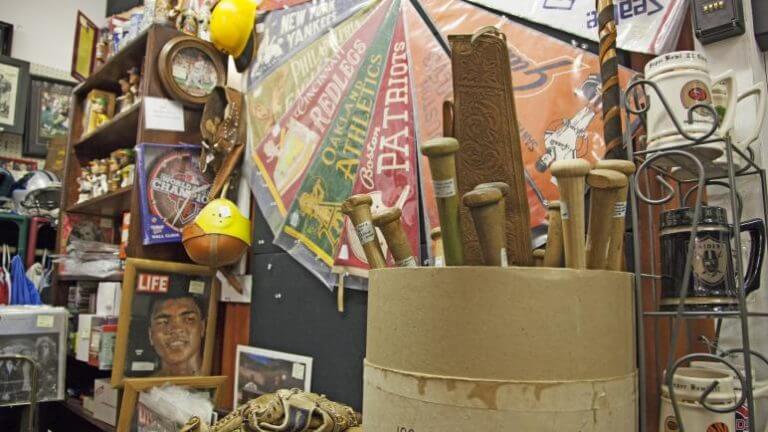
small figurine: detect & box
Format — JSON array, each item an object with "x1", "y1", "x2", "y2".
[
  {"x1": 120, "y1": 164, "x2": 135, "y2": 188},
  {"x1": 116, "y1": 78, "x2": 134, "y2": 113},
  {"x1": 128, "y1": 67, "x2": 141, "y2": 102},
  {"x1": 86, "y1": 96, "x2": 110, "y2": 133},
  {"x1": 174, "y1": 0, "x2": 198, "y2": 36},
  {"x1": 77, "y1": 167, "x2": 93, "y2": 203},
  {"x1": 107, "y1": 158, "x2": 121, "y2": 192},
  {"x1": 90, "y1": 159, "x2": 109, "y2": 197},
  {"x1": 197, "y1": 0, "x2": 212, "y2": 42}
]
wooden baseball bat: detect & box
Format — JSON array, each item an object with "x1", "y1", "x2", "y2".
[
  {"x1": 586, "y1": 169, "x2": 627, "y2": 270},
  {"x1": 341, "y1": 194, "x2": 387, "y2": 270},
  {"x1": 597, "y1": 0, "x2": 625, "y2": 159},
  {"x1": 595, "y1": 159, "x2": 636, "y2": 270},
  {"x1": 533, "y1": 249, "x2": 546, "y2": 267},
  {"x1": 475, "y1": 182, "x2": 510, "y2": 244},
  {"x1": 462, "y1": 187, "x2": 507, "y2": 266},
  {"x1": 543, "y1": 200, "x2": 564, "y2": 268},
  {"x1": 430, "y1": 227, "x2": 445, "y2": 267},
  {"x1": 421, "y1": 137, "x2": 463, "y2": 266},
  {"x1": 550, "y1": 159, "x2": 592, "y2": 269},
  {"x1": 373, "y1": 207, "x2": 417, "y2": 267}
]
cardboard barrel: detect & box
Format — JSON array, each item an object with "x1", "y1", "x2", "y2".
[{"x1": 363, "y1": 267, "x2": 637, "y2": 431}]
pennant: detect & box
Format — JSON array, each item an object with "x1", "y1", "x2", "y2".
[
  {"x1": 274, "y1": 0, "x2": 401, "y2": 272},
  {"x1": 249, "y1": 0, "x2": 394, "y2": 233},
  {"x1": 249, "y1": 0, "x2": 374, "y2": 86},
  {"x1": 332, "y1": 13, "x2": 419, "y2": 279}
]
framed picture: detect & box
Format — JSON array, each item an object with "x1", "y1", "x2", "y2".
[
  {"x1": 0, "y1": 21, "x2": 12, "y2": 56},
  {"x1": 119, "y1": 376, "x2": 226, "y2": 432},
  {"x1": 0, "y1": 55, "x2": 30, "y2": 135},
  {"x1": 158, "y1": 35, "x2": 226, "y2": 106},
  {"x1": 234, "y1": 346, "x2": 313, "y2": 409},
  {"x1": 24, "y1": 76, "x2": 74, "y2": 158},
  {"x1": 71, "y1": 11, "x2": 98, "y2": 81},
  {"x1": 111, "y1": 258, "x2": 219, "y2": 387},
  {"x1": 0, "y1": 156, "x2": 37, "y2": 180}
]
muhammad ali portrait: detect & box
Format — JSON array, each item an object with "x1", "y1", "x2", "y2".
[{"x1": 112, "y1": 259, "x2": 219, "y2": 386}]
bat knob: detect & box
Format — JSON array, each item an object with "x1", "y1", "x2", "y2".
[
  {"x1": 586, "y1": 169, "x2": 627, "y2": 190},
  {"x1": 421, "y1": 137, "x2": 459, "y2": 157},
  {"x1": 547, "y1": 200, "x2": 561, "y2": 211},
  {"x1": 463, "y1": 187, "x2": 502, "y2": 208},
  {"x1": 372, "y1": 207, "x2": 402, "y2": 226},
  {"x1": 550, "y1": 159, "x2": 592, "y2": 178},
  {"x1": 474, "y1": 181, "x2": 510, "y2": 197},
  {"x1": 595, "y1": 159, "x2": 636, "y2": 176},
  {"x1": 342, "y1": 194, "x2": 373, "y2": 215},
  {"x1": 430, "y1": 227, "x2": 442, "y2": 240}
]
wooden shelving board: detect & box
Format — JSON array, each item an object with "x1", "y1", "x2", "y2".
[
  {"x1": 64, "y1": 397, "x2": 116, "y2": 432},
  {"x1": 74, "y1": 102, "x2": 141, "y2": 159},
  {"x1": 66, "y1": 186, "x2": 133, "y2": 217}
]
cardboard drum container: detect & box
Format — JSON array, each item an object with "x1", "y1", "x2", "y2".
[{"x1": 363, "y1": 267, "x2": 637, "y2": 431}]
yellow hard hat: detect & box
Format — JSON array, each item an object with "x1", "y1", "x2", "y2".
[
  {"x1": 210, "y1": 0, "x2": 257, "y2": 57},
  {"x1": 194, "y1": 198, "x2": 252, "y2": 246}
]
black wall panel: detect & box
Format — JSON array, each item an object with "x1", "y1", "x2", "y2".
[
  {"x1": 250, "y1": 252, "x2": 368, "y2": 411},
  {"x1": 107, "y1": 0, "x2": 142, "y2": 16}
]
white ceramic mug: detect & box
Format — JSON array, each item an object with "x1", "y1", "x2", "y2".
[
  {"x1": 710, "y1": 80, "x2": 768, "y2": 173},
  {"x1": 645, "y1": 51, "x2": 738, "y2": 160},
  {"x1": 659, "y1": 367, "x2": 737, "y2": 432},
  {"x1": 691, "y1": 361, "x2": 768, "y2": 432}
]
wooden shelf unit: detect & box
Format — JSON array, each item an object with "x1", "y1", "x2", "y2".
[{"x1": 66, "y1": 186, "x2": 133, "y2": 217}]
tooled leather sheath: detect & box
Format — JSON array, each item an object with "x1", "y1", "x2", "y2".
[{"x1": 449, "y1": 31, "x2": 532, "y2": 266}]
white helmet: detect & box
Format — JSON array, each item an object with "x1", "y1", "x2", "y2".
[{"x1": 11, "y1": 170, "x2": 62, "y2": 217}]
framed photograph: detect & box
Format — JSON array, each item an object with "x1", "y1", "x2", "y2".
[
  {"x1": 119, "y1": 376, "x2": 226, "y2": 432},
  {"x1": 0, "y1": 21, "x2": 12, "y2": 56},
  {"x1": 24, "y1": 76, "x2": 74, "y2": 158},
  {"x1": 158, "y1": 35, "x2": 226, "y2": 106},
  {"x1": 71, "y1": 11, "x2": 98, "y2": 81},
  {"x1": 0, "y1": 306, "x2": 68, "y2": 407},
  {"x1": 234, "y1": 346, "x2": 313, "y2": 409},
  {"x1": 111, "y1": 258, "x2": 219, "y2": 387},
  {"x1": 0, "y1": 55, "x2": 30, "y2": 135}
]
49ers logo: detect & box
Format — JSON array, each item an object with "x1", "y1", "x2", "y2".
[{"x1": 148, "y1": 151, "x2": 211, "y2": 231}]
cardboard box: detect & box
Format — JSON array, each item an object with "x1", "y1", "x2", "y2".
[
  {"x1": 82, "y1": 396, "x2": 95, "y2": 413},
  {"x1": 363, "y1": 267, "x2": 638, "y2": 431},
  {"x1": 96, "y1": 282, "x2": 121, "y2": 316},
  {"x1": 75, "y1": 314, "x2": 96, "y2": 362},
  {"x1": 92, "y1": 400, "x2": 117, "y2": 426}
]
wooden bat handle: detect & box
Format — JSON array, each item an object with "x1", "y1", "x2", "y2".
[
  {"x1": 595, "y1": 160, "x2": 635, "y2": 271},
  {"x1": 430, "y1": 227, "x2": 444, "y2": 267},
  {"x1": 421, "y1": 137, "x2": 463, "y2": 266},
  {"x1": 550, "y1": 159, "x2": 592, "y2": 269},
  {"x1": 586, "y1": 169, "x2": 627, "y2": 270},
  {"x1": 533, "y1": 249, "x2": 546, "y2": 267},
  {"x1": 597, "y1": 0, "x2": 624, "y2": 159},
  {"x1": 373, "y1": 207, "x2": 417, "y2": 267},
  {"x1": 341, "y1": 194, "x2": 387, "y2": 269},
  {"x1": 543, "y1": 200, "x2": 564, "y2": 267},
  {"x1": 463, "y1": 187, "x2": 506, "y2": 266}
]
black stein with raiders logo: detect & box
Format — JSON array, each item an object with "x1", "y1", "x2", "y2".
[{"x1": 660, "y1": 206, "x2": 765, "y2": 311}]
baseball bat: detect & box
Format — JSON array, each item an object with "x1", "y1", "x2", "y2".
[
  {"x1": 421, "y1": 137, "x2": 463, "y2": 266},
  {"x1": 430, "y1": 227, "x2": 445, "y2": 267},
  {"x1": 373, "y1": 207, "x2": 417, "y2": 267},
  {"x1": 533, "y1": 249, "x2": 546, "y2": 267},
  {"x1": 463, "y1": 187, "x2": 507, "y2": 266},
  {"x1": 475, "y1": 181, "x2": 510, "y2": 240},
  {"x1": 550, "y1": 159, "x2": 592, "y2": 269},
  {"x1": 341, "y1": 194, "x2": 387, "y2": 270},
  {"x1": 586, "y1": 169, "x2": 627, "y2": 270},
  {"x1": 597, "y1": 0, "x2": 625, "y2": 159},
  {"x1": 543, "y1": 200, "x2": 564, "y2": 268},
  {"x1": 595, "y1": 159, "x2": 636, "y2": 270}
]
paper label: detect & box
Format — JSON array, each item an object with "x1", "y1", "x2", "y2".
[
  {"x1": 613, "y1": 201, "x2": 627, "y2": 219},
  {"x1": 36, "y1": 315, "x2": 54, "y2": 328},
  {"x1": 397, "y1": 256, "x2": 418, "y2": 267},
  {"x1": 144, "y1": 97, "x2": 185, "y2": 132},
  {"x1": 355, "y1": 220, "x2": 376, "y2": 244},
  {"x1": 434, "y1": 256, "x2": 445, "y2": 267},
  {"x1": 189, "y1": 280, "x2": 205, "y2": 295},
  {"x1": 433, "y1": 178, "x2": 457, "y2": 198},
  {"x1": 100, "y1": 218, "x2": 113, "y2": 228},
  {"x1": 131, "y1": 361, "x2": 156, "y2": 371},
  {"x1": 292, "y1": 362, "x2": 306, "y2": 380},
  {"x1": 560, "y1": 201, "x2": 569, "y2": 220},
  {"x1": 500, "y1": 248, "x2": 508, "y2": 267}
]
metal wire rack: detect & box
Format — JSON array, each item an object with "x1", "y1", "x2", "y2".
[{"x1": 624, "y1": 77, "x2": 768, "y2": 432}]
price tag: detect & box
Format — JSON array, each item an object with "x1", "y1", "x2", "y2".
[
  {"x1": 560, "y1": 201, "x2": 570, "y2": 220},
  {"x1": 433, "y1": 178, "x2": 457, "y2": 198},
  {"x1": 396, "y1": 256, "x2": 418, "y2": 267},
  {"x1": 37, "y1": 315, "x2": 54, "y2": 328},
  {"x1": 613, "y1": 202, "x2": 627, "y2": 219},
  {"x1": 355, "y1": 221, "x2": 376, "y2": 244},
  {"x1": 189, "y1": 280, "x2": 206, "y2": 295}
]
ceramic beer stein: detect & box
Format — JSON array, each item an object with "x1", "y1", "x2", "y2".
[
  {"x1": 645, "y1": 51, "x2": 737, "y2": 163},
  {"x1": 710, "y1": 80, "x2": 767, "y2": 175},
  {"x1": 660, "y1": 367, "x2": 737, "y2": 432},
  {"x1": 691, "y1": 361, "x2": 768, "y2": 432},
  {"x1": 660, "y1": 206, "x2": 765, "y2": 311}
]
